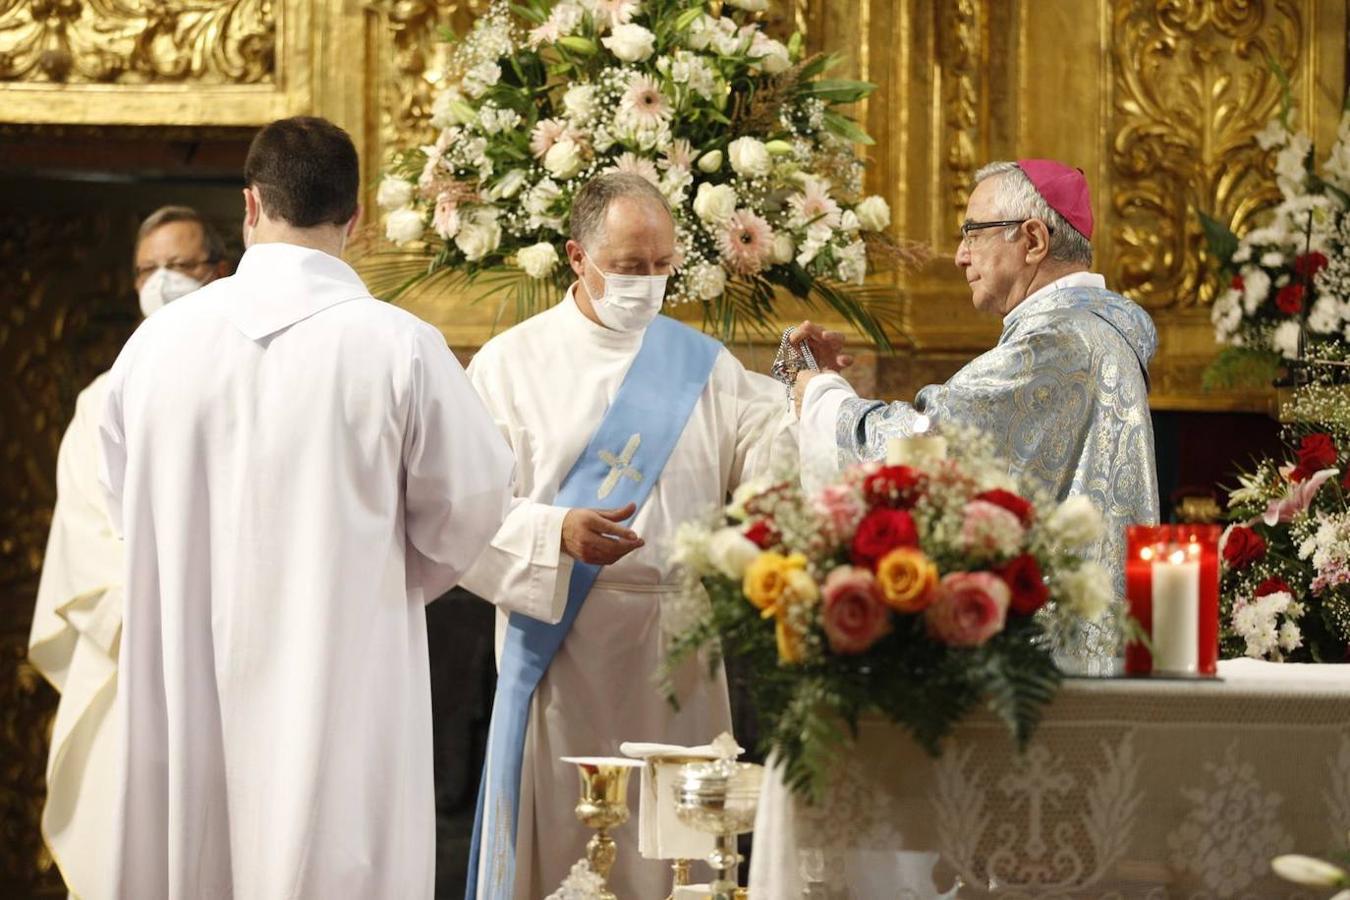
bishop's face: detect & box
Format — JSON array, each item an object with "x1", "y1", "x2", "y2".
[{"x1": 954, "y1": 177, "x2": 1034, "y2": 316}]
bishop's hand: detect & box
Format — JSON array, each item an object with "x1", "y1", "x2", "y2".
[
  {"x1": 562, "y1": 502, "x2": 644, "y2": 565},
  {"x1": 789, "y1": 320, "x2": 853, "y2": 372}
]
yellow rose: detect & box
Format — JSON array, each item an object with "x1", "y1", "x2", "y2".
[
  {"x1": 776, "y1": 614, "x2": 809, "y2": 665},
  {"x1": 743, "y1": 552, "x2": 808, "y2": 613},
  {"x1": 875, "y1": 547, "x2": 939, "y2": 613}
]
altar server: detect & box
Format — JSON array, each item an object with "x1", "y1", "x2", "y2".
[
  {"x1": 463, "y1": 173, "x2": 794, "y2": 899},
  {"x1": 793, "y1": 159, "x2": 1160, "y2": 656},
  {"x1": 99, "y1": 116, "x2": 514, "y2": 899},
  {"x1": 29, "y1": 205, "x2": 229, "y2": 899}
]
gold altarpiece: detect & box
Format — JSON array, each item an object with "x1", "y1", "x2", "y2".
[{"x1": 0, "y1": 0, "x2": 1345, "y2": 892}]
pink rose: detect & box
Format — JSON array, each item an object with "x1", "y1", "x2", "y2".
[
  {"x1": 958, "y1": 500, "x2": 1026, "y2": 558},
  {"x1": 821, "y1": 567, "x2": 892, "y2": 654},
  {"x1": 925, "y1": 572, "x2": 1010, "y2": 647},
  {"x1": 813, "y1": 484, "x2": 864, "y2": 538}
]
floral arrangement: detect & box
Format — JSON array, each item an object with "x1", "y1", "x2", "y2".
[
  {"x1": 1219, "y1": 382, "x2": 1350, "y2": 662},
  {"x1": 1203, "y1": 79, "x2": 1350, "y2": 387},
  {"x1": 664, "y1": 428, "x2": 1112, "y2": 799},
  {"x1": 371, "y1": 0, "x2": 919, "y2": 345}
]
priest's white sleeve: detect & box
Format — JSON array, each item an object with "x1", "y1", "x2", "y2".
[
  {"x1": 402, "y1": 323, "x2": 515, "y2": 600},
  {"x1": 798, "y1": 371, "x2": 856, "y2": 490},
  {"x1": 460, "y1": 349, "x2": 574, "y2": 625},
  {"x1": 725, "y1": 354, "x2": 798, "y2": 488}
]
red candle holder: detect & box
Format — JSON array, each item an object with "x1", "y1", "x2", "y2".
[{"x1": 1124, "y1": 524, "x2": 1220, "y2": 676}]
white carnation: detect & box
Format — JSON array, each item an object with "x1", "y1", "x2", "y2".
[
  {"x1": 453, "y1": 207, "x2": 502, "y2": 261},
  {"x1": 707, "y1": 527, "x2": 761, "y2": 579},
  {"x1": 727, "y1": 136, "x2": 772, "y2": 178},
  {"x1": 1260, "y1": 250, "x2": 1285, "y2": 269},
  {"x1": 1241, "y1": 267, "x2": 1271, "y2": 314},
  {"x1": 384, "y1": 208, "x2": 425, "y2": 244},
  {"x1": 693, "y1": 182, "x2": 738, "y2": 223},
  {"x1": 1045, "y1": 494, "x2": 1105, "y2": 549},
  {"x1": 836, "y1": 239, "x2": 867, "y2": 285},
  {"x1": 1056, "y1": 562, "x2": 1113, "y2": 622},
  {"x1": 563, "y1": 84, "x2": 598, "y2": 120},
  {"x1": 1271, "y1": 319, "x2": 1302, "y2": 359},
  {"x1": 376, "y1": 177, "x2": 414, "y2": 212},
  {"x1": 462, "y1": 60, "x2": 501, "y2": 99},
  {"x1": 1308, "y1": 295, "x2": 1342, "y2": 334},
  {"x1": 855, "y1": 196, "x2": 891, "y2": 231},
  {"x1": 517, "y1": 242, "x2": 560, "y2": 279},
  {"x1": 1255, "y1": 118, "x2": 1290, "y2": 150},
  {"x1": 543, "y1": 139, "x2": 586, "y2": 179},
  {"x1": 602, "y1": 23, "x2": 656, "y2": 62}
]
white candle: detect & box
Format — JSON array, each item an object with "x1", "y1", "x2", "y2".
[
  {"x1": 886, "y1": 435, "x2": 948, "y2": 468},
  {"x1": 1151, "y1": 550, "x2": 1199, "y2": 674}
]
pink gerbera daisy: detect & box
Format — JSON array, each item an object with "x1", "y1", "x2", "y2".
[
  {"x1": 717, "y1": 209, "x2": 775, "y2": 275},
  {"x1": 530, "y1": 118, "x2": 567, "y2": 159},
  {"x1": 788, "y1": 176, "x2": 843, "y2": 229},
  {"x1": 620, "y1": 74, "x2": 671, "y2": 128},
  {"x1": 606, "y1": 151, "x2": 661, "y2": 186},
  {"x1": 662, "y1": 138, "x2": 694, "y2": 172}
]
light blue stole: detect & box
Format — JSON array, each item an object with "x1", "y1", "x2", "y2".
[{"x1": 466, "y1": 315, "x2": 720, "y2": 899}]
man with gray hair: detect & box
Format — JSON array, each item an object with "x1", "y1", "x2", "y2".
[
  {"x1": 462, "y1": 172, "x2": 794, "y2": 898},
  {"x1": 29, "y1": 204, "x2": 230, "y2": 898},
  {"x1": 792, "y1": 159, "x2": 1160, "y2": 664}
]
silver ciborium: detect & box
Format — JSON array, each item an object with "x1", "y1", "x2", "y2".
[{"x1": 672, "y1": 758, "x2": 763, "y2": 900}]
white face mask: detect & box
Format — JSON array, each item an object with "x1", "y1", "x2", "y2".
[
  {"x1": 581, "y1": 252, "x2": 667, "y2": 333},
  {"x1": 138, "y1": 267, "x2": 204, "y2": 318}
]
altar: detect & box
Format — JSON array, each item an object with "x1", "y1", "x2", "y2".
[{"x1": 750, "y1": 660, "x2": 1350, "y2": 899}]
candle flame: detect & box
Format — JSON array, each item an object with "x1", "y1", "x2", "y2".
[
  {"x1": 1168, "y1": 549, "x2": 1186, "y2": 565},
  {"x1": 1139, "y1": 546, "x2": 1154, "y2": 561}
]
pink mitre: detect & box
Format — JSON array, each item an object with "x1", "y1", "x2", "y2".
[{"x1": 1018, "y1": 158, "x2": 1093, "y2": 240}]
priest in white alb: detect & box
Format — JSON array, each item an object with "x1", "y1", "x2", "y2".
[
  {"x1": 28, "y1": 205, "x2": 230, "y2": 898},
  {"x1": 462, "y1": 173, "x2": 795, "y2": 899},
  {"x1": 99, "y1": 117, "x2": 514, "y2": 899}
]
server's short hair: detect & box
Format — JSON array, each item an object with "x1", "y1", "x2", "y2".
[
  {"x1": 569, "y1": 173, "x2": 673, "y2": 250},
  {"x1": 244, "y1": 116, "x2": 360, "y2": 228},
  {"x1": 135, "y1": 206, "x2": 227, "y2": 265}
]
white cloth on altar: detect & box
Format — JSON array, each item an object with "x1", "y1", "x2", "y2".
[
  {"x1": 99, "y1": 242, "x2": 514, "y2": 900},
  {"x1": 619, "y1": 740, "x2": 744, "y2": 861},
  {"x1": 461, "y1": 291, "x2": 795, "y2": 900},
  {"x1": 28, "y1": 371, "x2": 123, "y2": 898}
]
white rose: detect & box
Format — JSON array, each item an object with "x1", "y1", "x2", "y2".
[
  {"x1": 376, "y1": 177, "x2": 414, "y2": 212},
  {"x1": 727, "y1": 136, "x2": 771, "y2": 178},
  {"x1": 771, "y1": 233, "x2": 795, "y2": 264},
  {"x1": 684, "y1": 15, "x2": 716, "y2": 51},
  {"x1": 517, "y1": 241, "x2": 560, "y2": 279},
  {"x1": 1056, "y1": 562, "x2": 1113, "y2": 622},
  {"x1": 384, "y1": 208, "x2": 425, "y2": 244},
  {"x1": 602, "y1": 23, "x2": 656, "y2": 62},
  {"x1": 454, "y1": 209, "x2": 502, "y2": 261},
  {"x1": 543, "y1": 139, "x2": 586, "y2": 179},
  {"x1": 749, "y1": 34, "x2": 789, "y2": 73},
  {"x1": 696, "y1": 149, "x2": 723, "y2": 173},
  {"x1": 1241, "y1": 267, "x2": 1270, "y2": 314},
  {"x1": 1271, "y1": 319, "x2": 1301, "y2": 359},
  {"x1": 839, "y1": 210, "x2": 861, "y2": 233},
  {"x1": 855, "y1": 195, "x2": 891, "y2": 231},
  {"x1": 1045, "y1": 495, "x2": 1105, "y2": 548},
  {"x1": 563, "y1": 84, "x2": 598, "y2": 120},
  {"x1": 488, "y1": 169, "x2": 528, "y2": 200},
  {"x1": 693, "y1": 182, "x2": 738, "y2": 223},
  {"x1": 707, "y1": 527, "x2": 761, "y2": 579}
]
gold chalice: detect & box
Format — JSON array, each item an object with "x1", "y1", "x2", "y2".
[{"x1": 562, "y1": 756, "x2": 643, "y2": 899}]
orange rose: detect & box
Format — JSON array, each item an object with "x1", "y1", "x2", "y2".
[
  {"x1": 743, "y1": 552, "x2": 808, "y2": 613},
  {"x1": 875, "y1": 547, "x2": 938, "y2": 613}
]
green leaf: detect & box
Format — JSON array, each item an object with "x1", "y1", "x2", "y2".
[
  {"x1": 436, "y1": 25, "x2": 458, "y2": 43},
  {"x1": 805, "y1": 79, "x2": 877, "y2": 103},
  {"x1": 510, "y1": 3, "x2": 545, "y2": 24},
  {"x1": 1198, "y1": 210, "x2": 1239, "y2": 267},
  {"x1": 558, "y1": 35, "x2": 598, "y2": 55},
  {"x1": 674, "y1": 5, "x2": 705, "y2": 31},
  {"x1": 823, "y1": 110, "x2": 874, "y2": 145},
  {"x1": 1202, "y1": 346, "x2": 1282, "y2": 391}
]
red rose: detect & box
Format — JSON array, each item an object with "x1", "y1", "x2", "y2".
[
  {"x1": 974, "y1": 489, "x2": 1035, "y2": 527},
  {"x1": 1298, "y1": 433, "x2": 1337, "y2": 471},
  {"x1": 1222, "y1": 526, "x2": 1266, "y2": 570},
  {"x1": 850, "y1": 509, "x2": 919, "y2": 570},
  {"x1": 1275, "y1": 283, "x2": 1305, "y2": 315},
  {"x1": 863, "y1": 465, "x2": 922, "y2": 509},
  {"x1": 999, "y1": 554, "x2": 1049, "y2": 615},
  {"x1": 743, "y1": 519, "x2": 780, "y2": 549},
  {"x1": 1254, "y1": 577, "x2": 1292, "y2": 598},
  {"x1": 1230, "y1": 274, "x2": 1244, "y2": 291},
  {"x1": 1294, "y1": 251, "x2": 1329, "y2": 279}
]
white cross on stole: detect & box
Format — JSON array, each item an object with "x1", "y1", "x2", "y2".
[{"x1": 597, "y1": 433, "x2": 644, "y2": 500}]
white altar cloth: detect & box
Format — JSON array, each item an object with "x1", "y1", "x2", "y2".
[{"x1": 750, "y1": 660, "x2": 1350, "y2": 899}]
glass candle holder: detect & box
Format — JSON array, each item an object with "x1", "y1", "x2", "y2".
[{"x1": 1124, "y1": 524, "x2": 1220, "y2": 677}]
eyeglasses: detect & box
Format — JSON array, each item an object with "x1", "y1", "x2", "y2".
[
  {"x1": 134, "y1": 258, "x2": 212, "y2": 280},
  {"x1": 958, "y1": 219, "x2": 1028, "y2": 246}
]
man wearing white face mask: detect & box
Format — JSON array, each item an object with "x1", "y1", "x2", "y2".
[
  {"x1": 28, "y1": 204, "x2": 229, "y2": 899},
  {"x1": 462, "y1": 173, "x2": 796, "y2": 899}
]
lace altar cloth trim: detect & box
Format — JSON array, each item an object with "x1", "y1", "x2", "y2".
[{"x1": 750, "y1": 661, "x2": 1350, "y2": 899}]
